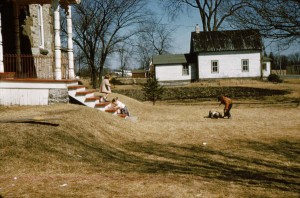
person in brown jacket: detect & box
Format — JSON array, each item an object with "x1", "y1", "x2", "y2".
[
  {"x1": 99, "y1": 74, "x2": 111, "y2": 102},
  {"x1": 218, "y1": 95, "x2": 232, "y2": 119}
]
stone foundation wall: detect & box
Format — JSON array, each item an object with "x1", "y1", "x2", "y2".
[{"x1": 49, "y1": 88, "x2": 69, "y2": 104}]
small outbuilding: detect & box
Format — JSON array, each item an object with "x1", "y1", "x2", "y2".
[
  {"x1": 132, "y1": 70, "x2": 147, "y2": 78},
  {"x1": 152, "y1": 54, "x2": 197, "y2": 85}
]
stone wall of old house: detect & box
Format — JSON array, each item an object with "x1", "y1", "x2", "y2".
[
  {"x1": 28, "y1": 4, "x2": 53, "y2": 56},
  {"x1": 19, "y1": 4, "x2": 55, "y2": 78},
  {"x1": 49, "y1": 88, "x2": 69, "y2": 104}
]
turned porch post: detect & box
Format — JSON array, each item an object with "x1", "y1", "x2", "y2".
[
  {"x1": 66, "y1": 5, "x2": 75, "y2": 79},
  {"x1": 52, "y1": 0, "x2": 62, "y2": 80}
]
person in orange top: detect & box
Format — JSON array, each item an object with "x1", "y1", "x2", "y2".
[{"x1": 218, "y1": 95, "x2": 233, "y2": 119}]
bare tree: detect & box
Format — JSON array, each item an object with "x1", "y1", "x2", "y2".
[
  {"x1": 161, "y1": 0, "x2": 246, "y2": 31},
  {"x1": 288, "y1": 52, "x2": 300, "y2": 65},
  {"x1": 145, "y1": 19, "x2": 175, "y2": 55},
  {"x1": 135, "y1": 17, "x2": 175, "y2": 70},
  {"x1": 134, "y1": 37, "x2": 152, "y2": 70},
  {"x1": 67, "y1": 0, "x2": 149, "y2": 88},
  {"x1": 230, "y1": 0, "x2": 300, "y2": 44},
  {"x1": 117, "y1": 42, "x2": 133, "y2": 77}
]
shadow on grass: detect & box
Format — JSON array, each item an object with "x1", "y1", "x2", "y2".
[
  {"x1": 22, "y1": 121, "x2": 59, "y2": 126},
  {"x1": 96, "y1": 140, "x2": 300, "y2": 193},
  {"x1": 6, "y1": 130, "x2": 298, "y2": 194},
  {"x1": 48, "y1": 133, "x2": 299, "y2": 193}
]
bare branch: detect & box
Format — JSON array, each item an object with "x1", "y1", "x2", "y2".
[
  {"x1": 161, "y1": 0, "x2": 245, "y2": 32},
  {"x1": 61, "y1": 0, "x2": 149, "y2": 88},
  {"x1": 230, "y1": 0, "x2": 300, "y2": 44}
]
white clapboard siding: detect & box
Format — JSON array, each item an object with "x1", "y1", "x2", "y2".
[
  {"x1": 155, "y1": 64, "x2": 193, "y2": 81},
  {"x1": 198, "y1": 51, "x2": 261, "y2": 79},
  {"x1": 262, "y1": 61, "x2": 271, "y2": 78},
  {"x1": 0, "y1": 88, "x2": 49, "y2": 105},
  {"x1": 0, "y1": 80, "x2": 78, "y2": 106}
]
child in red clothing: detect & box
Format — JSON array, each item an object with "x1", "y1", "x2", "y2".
[{"x1": 218, "y1": 95, "x2": 233, "y2": 119}]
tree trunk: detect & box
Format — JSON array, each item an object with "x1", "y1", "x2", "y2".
[
  {"x1": 91, "y1": 67, "x2": 98, "y2": 89},
  {"x1": 99, "y1": 59, "x2": 105, "y2": 86}
]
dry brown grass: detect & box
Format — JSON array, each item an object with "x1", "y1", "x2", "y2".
[{"x1": 0, "y1": 80, "x2": 299, "y2": 197}]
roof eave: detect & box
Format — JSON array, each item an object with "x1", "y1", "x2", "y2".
[
  {"x1": 61, "y1": 0, "x2": 81, "y2": 4},
  {"x1": 196, "y1": 49, "x2": 263, "y2": 54},
  {"x1": 5, "y1": 0, "x2": 81, "y2": 5}
]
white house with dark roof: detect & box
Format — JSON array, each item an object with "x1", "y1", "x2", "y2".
[{"x1": 153, "y1": 29, "x2": 271, "y2": 84}]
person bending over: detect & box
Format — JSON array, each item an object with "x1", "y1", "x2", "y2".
[{"x1": 218, "y1": 95, "x2": 232, "y2": 119}]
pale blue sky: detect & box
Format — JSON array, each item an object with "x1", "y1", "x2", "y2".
[
  {"x1": 149, "y1": 0, "x2": 199, "y2": 54},
  {"x1": 150, "y1": 0, "x2": 299, "y2": 56},
  {"x1": 110, "y1": 1, "x2": 299, "y2": 69}
]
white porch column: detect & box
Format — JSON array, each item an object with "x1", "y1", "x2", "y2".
[
  {"x1": 66, "y1": 5, "x2": 75, "y2": 79},
  {"x1": 0, "y1": 10, "x2": 4, "y2": 72},
  {"x1": 52, "y1": 0, "x2": 62, "y2": 80}
]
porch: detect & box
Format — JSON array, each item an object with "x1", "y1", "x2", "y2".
[
  {"x1": 0, "y1": 54, "x2": 70, "y2": 79},
  {"x1": 1, "y1": 53, "x2": 69, "y2": 79},
  {"x1": 0, "y1": 0, "x2": 81, "y2": 80},
  {"x1": 0, "y1": 78, "x2": 78, "y2": 105},
  {"x1": 0, "y1": 0, "x2": 81, "y2": 106}
]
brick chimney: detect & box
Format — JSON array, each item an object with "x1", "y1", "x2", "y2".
[{"x1": 195, "y1": 24, "x2": 200, "y2": 33}]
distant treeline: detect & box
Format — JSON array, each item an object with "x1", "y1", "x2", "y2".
[{"x1": 268, "y1": 52, "x2": 300, "y2": 70}]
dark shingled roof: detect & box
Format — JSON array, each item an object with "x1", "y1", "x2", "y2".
[
  {"x1": 153, "y1": 54, "x2": 197, "y2": 65},
  {"x1": 190, "y1": 29, "x2": 263, "y2": 53}
]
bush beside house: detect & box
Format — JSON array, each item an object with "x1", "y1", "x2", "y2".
[{"x1": 268, "y1": 74, "x2": 283, "y2": 83}]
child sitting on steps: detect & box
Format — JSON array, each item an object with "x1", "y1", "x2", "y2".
[{"x1": 111, "y1": 97, "x2": 130, "y2": 116}]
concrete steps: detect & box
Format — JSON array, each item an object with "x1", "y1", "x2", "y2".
[{"x1": 67, "y1": 85, "x2": 128, "y2": 118}]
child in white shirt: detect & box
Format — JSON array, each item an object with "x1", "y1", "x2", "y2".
[{"x1": 111, "y1": 97, "x2": 130, "y2": 116}]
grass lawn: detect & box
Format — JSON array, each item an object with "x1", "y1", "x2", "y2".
[{"x1": 0, "y1": 79, "x2": 299, "y2": 197}]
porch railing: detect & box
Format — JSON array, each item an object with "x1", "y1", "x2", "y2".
[{"x1": 3, "y1": 54, "x2": 69, "y2": 79}]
